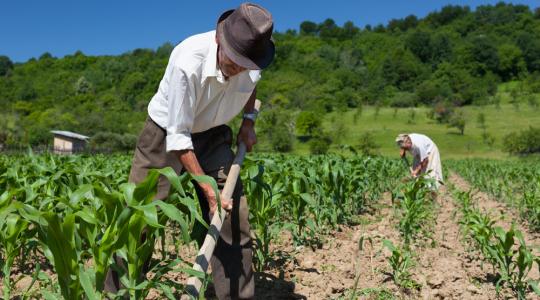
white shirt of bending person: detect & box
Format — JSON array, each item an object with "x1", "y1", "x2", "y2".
[
  {"x1": 148, "y1": 30, "x2": 261, "y2": 152},
  {"x1": 408, "y1": 133, "x2": 435, "y2": 162}
]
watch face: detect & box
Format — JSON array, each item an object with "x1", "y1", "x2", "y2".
[{"x1": 244, "y1": 113, "x2": 257, "y2": 121}]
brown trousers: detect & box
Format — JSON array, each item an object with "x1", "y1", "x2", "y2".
[{"x1": 104, "y1": 117, "x2": 254, "y2": 299}]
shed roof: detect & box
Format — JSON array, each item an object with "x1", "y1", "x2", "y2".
[{"x1": 51, "y1": 130, "x2": 90, "y2": 140}]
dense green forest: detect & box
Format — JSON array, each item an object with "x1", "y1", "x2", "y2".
[{"x1": 0, "y1": 2, "x2": 539, "y2": 152}]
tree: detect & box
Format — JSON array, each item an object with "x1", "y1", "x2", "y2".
[
  {"x1": 426, "y1": 5, "x2": 470, "y2": 27},
  {"x1": 258, "y1": 108, "x2": 294, "y2": 152},
  {"x1": 497, "y1": 44, "x2": 526, "y2": 80},
  {"x1": 300, "y1": 21, "x2": 318, "y2": 35},
  {"x1": 448, "y1": 111, "x2": 466, "y2": 135},
  {"x1": 120, "y1": 72, "x2": 147, "y2": 104},
  {"x1": 296, "y1": 111, "x2": 321, "y2": 137},
  {"x1": 75, "y1": 76, "x2": 93, "y2": 94},
  {"x1": 476, "y1": 112, "x2": 486, "y2": 130},
  {"x1": 381, "y1": 48, "x2": 425, "y2": 91},
  {"x1": 0, "y1": 55, "x2": 13, "y2": 76},
  {"x1": 406, "y1": 30, "x2": 432, "y2": 63},
  {"x1": 319, "y1": 18, "x2": 342, "y2": 39},
  {"x1": 357, "y1": 132, "x2": 380, "y2": 156},
  {"x1": 342, "y1": 21, "x2": 359, "y2": 38},
  {"x1": 156, "y1": 42, "x2": 174, "y2": 58},
  {"x1": 516, "y1": 32, "x2": 540, "y2": 72},
  {"x1": 469, "y1": 35, "x2": 499, "y2": 75},
  {"x1": 0, "y1": 113, "x2": 20, "y2": 148},
  {"x1": 429, "y1": 101, "x2": 454, "y2": 123}
]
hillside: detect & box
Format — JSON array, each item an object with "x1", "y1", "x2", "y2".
[{"x1": 0, "y1": 2, "x2": 539, "y2": 154}]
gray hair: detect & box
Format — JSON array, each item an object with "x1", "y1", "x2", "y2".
[{"x1": 395, "y1": 134, "x2": 409, "y2": 148}]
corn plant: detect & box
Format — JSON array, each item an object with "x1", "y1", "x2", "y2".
[
  {"x1": 454, "y1": 187, "x2": 540, "y2": 298},
  {"x1": 0, "y1": 152, "x2": 407, "y2": 297},
  {"x1": 392, "y1": 176, "x2": 434, "y2": 246},
  {"x1": 242, "y1": 161, "x2": 280, "y2": 271},
  {"x1": 0, "y1": 209, "x2": 30, "y2": 299},
  {"x1": 450, "y1": 159, "x2": 540, "y2": 233},
  {"x1": 382, "y1": 239, "x2": 418, "y2": 290}
]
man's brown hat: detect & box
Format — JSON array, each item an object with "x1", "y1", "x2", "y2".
[{"x1": 217, "y1": 3, "x2": 275, "y2": 70}]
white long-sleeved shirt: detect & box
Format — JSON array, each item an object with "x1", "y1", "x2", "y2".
[
  {"x1": 409, "y1": 133, "x2": 435, "y2": 161},
  {"x1": 148, "y1": 30, "x2": 261, "y2": 152}
]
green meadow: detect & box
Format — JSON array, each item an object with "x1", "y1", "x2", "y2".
[{"x1": 291, "y1": 91, "x2": 540, "y2": 159}]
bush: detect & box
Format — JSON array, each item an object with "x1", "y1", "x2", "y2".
[
  {"x1": 296, "y1": 111, "x2": 321, "y2": 137},
  {"x1": 89, "y1": 132, "x2": 137, "y2": 152},
  {"x1": 257, "y1": 108, "x2": 294, "y2": 153},
  {"x1": 271, "y1": 126, "x2": 294, "y2": 152},
  {"x1": 503, "y1": 127, "x2": 540, "y2": 155},
  {"x1": 357, "y1": 132, "x2": 380, "y2": 156},
  {"x1": 389, "y1": 92, "x2": 418, "y2": 107},
  {"x1": 447, "y1": 111, "x2": 466, "y2": 135},
  {"x1": 309, "y1": 134, "x2": 332, "y2": 154},
  {"x1": 428, "y1": 101, "x2": 454, "y2": 123}
]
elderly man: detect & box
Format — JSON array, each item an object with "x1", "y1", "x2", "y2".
[
  {"x1": 396, "y1": 133, "x2": 443, "y2": 188},
  {"x1": 105, "y1": 3, "x2": 274, "y2": 299}
]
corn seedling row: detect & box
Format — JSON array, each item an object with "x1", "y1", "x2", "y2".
[{"x1": 453, "y1": 188, "x2": 540, "y2": 299}]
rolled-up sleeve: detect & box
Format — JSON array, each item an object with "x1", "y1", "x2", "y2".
[{"x1": 165, "y1": 67, "x2": 195, "y2": 152}]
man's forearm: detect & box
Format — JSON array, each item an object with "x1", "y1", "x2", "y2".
[
  {"x1": 243, "y1": 87, "x2": 256, "y2": 114},
  {"x1": 413, "y1": 158, "x2": 428, "y2": 175},
  {"x1": 176, "y1": 149, "x2": 217, "y2": 193},
  {"x1": 176, "y1": 150, "x2": 205, "y2": 177}
]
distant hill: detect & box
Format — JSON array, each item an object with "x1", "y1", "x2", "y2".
[{"x1": 0, "y1": 2, "x2": 539, "y2": 150}]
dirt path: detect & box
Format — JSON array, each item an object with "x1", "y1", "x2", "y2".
[{"x1": 411, "y1": 184, "x2": 498, "y2": 299}]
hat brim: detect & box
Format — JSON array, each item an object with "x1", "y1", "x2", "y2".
[{"x1": 217, "y1": 10, "x2": 275, "y2": 70}]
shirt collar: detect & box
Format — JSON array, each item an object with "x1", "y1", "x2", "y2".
[
  {"x1": 202, "y1": 33, "x2": 227, "y2": 84},
  {"x1": 201, "y1": 31, "x2": 260, "y2": 84}
]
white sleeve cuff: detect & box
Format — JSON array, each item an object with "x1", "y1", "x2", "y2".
[{"x1": 166, "y1": 132, "x2": 193, "y2": 152}]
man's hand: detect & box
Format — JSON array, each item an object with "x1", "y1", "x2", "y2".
[
  {"x1": 177, "y1": 150, "x2": 233, "y2": 215},
  {"x1": 237, "y1": 119, "x2": 257, "y2": 152},
  {"x1": 200, "y1": 183, "x2": 232, "y2": 215}
]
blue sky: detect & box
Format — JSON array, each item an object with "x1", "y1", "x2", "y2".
[{"x1": 1, "y1": 0, "x2": 538, "y2": 62}]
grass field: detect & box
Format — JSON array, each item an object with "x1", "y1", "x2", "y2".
[{"x1": 290, "y1": 93, "x2": 540, "y2": 159}]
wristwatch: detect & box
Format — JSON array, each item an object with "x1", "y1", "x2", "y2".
[{"x1": 243, "y1": 111, "x2": 258, "y2": 122}]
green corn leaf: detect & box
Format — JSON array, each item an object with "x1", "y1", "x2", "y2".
[
  {"x1": 177, "y1": 196, "x2": 208, "y2": 229},
  {"x1": 154, "y1": 200, "x2": 191, "y2": 242},
  {"x1": 132, "y1": 203, "x2": 164, "y2": 229},
  {"x1": 158, "y1": 167, "x2": 185, "y2": 196},
  {"x1": 133, "y1": 170, "x2": 160, "y2": 205},
  {"x1": 178, "y1": 267, "x2": 207, "y2": 279},
  {"x1": 79, "y1": 265, "x2": 100, "y2": 300},
  {"x1": 383, "y1": 239, "x2": 396, "y2": 252},
  {"x1": 191, "y1": 174, "x2": 220, "y2": 202},
  {"x1": 158, "y1": 283, "x2": 176, "y2": 300},
  {"x1": 69, "y1": 184, "x2": 93, "y2": 207},
  {"x1": 41, "y1": 290, "x2": 61, "y2": 300}
]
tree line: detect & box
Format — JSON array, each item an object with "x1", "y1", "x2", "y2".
[{"x1": 0, "y1": 2, "x2": 539, "y2": 152}]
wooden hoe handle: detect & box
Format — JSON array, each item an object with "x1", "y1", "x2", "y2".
[{"x1": 183, "y1": 100, "x2": 262, "y2": 299}]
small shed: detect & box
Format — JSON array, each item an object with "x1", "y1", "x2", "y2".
[{"x1": 51, "y1": 130, "x2": 90, "y2": 154}]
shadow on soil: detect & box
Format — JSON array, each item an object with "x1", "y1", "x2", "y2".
[{"x1": 255, "y1": 272, "x2": 307, "y2": 300}]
